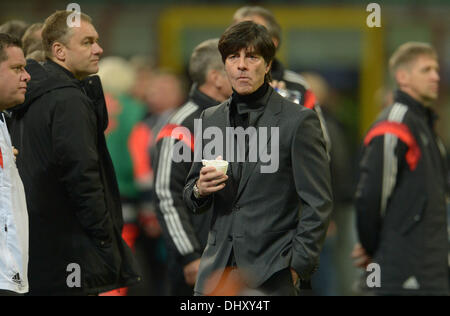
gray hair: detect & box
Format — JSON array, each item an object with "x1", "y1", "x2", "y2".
[
  {"x1": 98, "y1": 56, "x2": 136, "y2": 96},
  {"x1": 189, "y1": 38, "x2": 224, "y2": 86},
  {"x1": 22, "y1": 23, "x2": 44, "y2": 56}
]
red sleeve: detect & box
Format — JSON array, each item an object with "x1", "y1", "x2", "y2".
[
  {"x1": 128, "y1": 123, "x2": 153, "y2": 182},
  {"x1": 303, "y1": 89, "x2": 317, "y2": 110}
]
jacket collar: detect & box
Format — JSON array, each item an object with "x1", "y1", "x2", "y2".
[
  {"x1": 45, "y1": 59, "x2": 108, "y2": 131},
  {"x1": 189, "y1": 85, "x2": 222, "y2": 110},
  {"x1": 394, "y1": 90, "x2": 438, "y2": 128},
  {"x1": 44, "y1": 58, "x2": 78, "y2": 81},
  {"x1": 9, "y1": 59, "x2": 78, "y2": 117}
]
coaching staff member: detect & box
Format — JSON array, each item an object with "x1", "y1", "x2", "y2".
[
  {"x1": 183, "y1": 21, "x2": 332, "y2": 296},
  {"x1": 8, "y1": 11, "x2": 140, "y2": 295}
]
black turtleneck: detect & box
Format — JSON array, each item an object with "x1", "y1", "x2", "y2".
[
  {"x1": 232, "y1": 81, "x2": 269, "y2": 107},
  {"x1": 228, "y1": 82, "x2": 272, "y2": 185},
  {"x1": 394, "y1": 90, "x2": 438, "y2": 129},
  {"x1": 230, "y1": 82, "x2": 270, "y2": 128}
]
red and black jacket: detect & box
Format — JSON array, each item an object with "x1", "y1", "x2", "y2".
[
  {"x1": 152, "y1": 87, "x2": 220, "y2": 267},
  {"x1": 355, "y1": 90, "x2": 449, "y2": 295}
]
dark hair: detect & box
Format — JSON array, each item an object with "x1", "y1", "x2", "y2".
[
  {"x1": 218, "y1": 21, "x2": 275, "y2": 82},
  {"x1": 0, "y1": 20, "x2": 29, "y2": 41},
  {"x1": 0, "y1": 33, "x2": 23, "y2": 63}
]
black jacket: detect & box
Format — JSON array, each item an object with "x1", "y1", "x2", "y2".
[
  {"x1": 152, "y1": 87, "x2": 218, "y2": 268},
  {"x1": 271, "y1": 59, "x2": 312, "y2": 108},
  {"x1": 183, "y1": 86, "x2": 333, "y2": 294},
  {"x1": 271, "y1": 59, "x2": 331, "y2": 157},
  {"x1": 355, "y1": 90, "x2": 449, "y2": 295},
  {"x1": 8, "y1": 59, "x2": 140, "y2": 295}
]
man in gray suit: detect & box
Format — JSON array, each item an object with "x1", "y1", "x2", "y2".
[{"x1": 183, "y1": 21, "x2": 333, "y2": 296}]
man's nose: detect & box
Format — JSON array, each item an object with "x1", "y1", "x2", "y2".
[
  {"x1": 93, "y1": 42, "x2": 103, "y2": 56},
  {"x1": 237, "y1": 56, "x2": 247, "y2": 70},
  {"x1": 431, "y1": 69, "x2": 440, "y2": 82},
  {"x1": 23, "y1": 69, "x2": 31, "y2": 82}
]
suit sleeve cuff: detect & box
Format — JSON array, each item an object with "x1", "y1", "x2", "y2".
[
  {"x1": 180, "y1": 252, "x2": 202, "y2": 267},
  {"x1": 189, "y1": 184, "x2": 213, "y2": 213},
  {"x1": 291, "y1": 252, "x2": 319, "y2": 280}
]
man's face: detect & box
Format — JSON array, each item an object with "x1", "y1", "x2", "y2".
[
  {"x1": 63, "y1": 20, "x2": 103, "y2": 79},
  {"x1": 224, "y1": 47, "x2": 271, "y2": 95},
  {"x1": 0, "y1": 46, "x2": 30, "y2": 110},
  {"x1": 398, "y1": 54, "x2": 440, "y2": 106}
]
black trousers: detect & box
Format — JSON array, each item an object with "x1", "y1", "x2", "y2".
[
  {"x1": 258, "y1": 268, "x2": 298, "y2": 296},
  {"x1": 166, "y1": 248, "x2": 194, "y2": 296}
]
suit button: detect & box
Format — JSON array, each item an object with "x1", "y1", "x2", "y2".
[{"x1": 228, "y1": 235, "x2": 233, "y2": 241}]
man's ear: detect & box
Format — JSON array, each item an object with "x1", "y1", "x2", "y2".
[
  {"x1": 272, "y1": 37, "x2": 279, "y2": 49},
  {"x1": 208, "y1": 69, "x2": 220, "y2": 88},
  {"x1": 395, "y1": 68, "x2": 409, "y2": 88},
  {"x1": 52, "y1": 42, "x2": 66, "y2": 62},
  {"x1": 265, "y1": 60, "x2": 272, "y2": 74}
]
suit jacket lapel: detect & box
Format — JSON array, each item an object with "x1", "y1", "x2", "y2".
[{"x1": 235, "y1": 91, "x2": 282, "y2": 200}]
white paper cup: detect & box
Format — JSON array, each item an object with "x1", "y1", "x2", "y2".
[{"x1": 202, "y1": 159, "x2": 229, "y2": 175}]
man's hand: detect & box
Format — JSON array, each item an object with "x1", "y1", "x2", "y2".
[
  {"x1": 12, "y1": 146, "x2": 18, "y2": 162},
  {"x1": 183, "y1": 258, "x2": 201, "y2": 286},
  {"x1": 196, "y1": 156, "x2": 228, "y2": 197},
  {"x1": 351, "y1": 243, "x2": 372, "y2": 269},
  {"x1": 139, "y1": 209, "x2": 162, "y2": 239},
  {"x1": 270, "y1": 80, "x2": 287, "y2": 91},
  {"x1": 290, "y1": 268, "x2": 299, "y2": 286}
]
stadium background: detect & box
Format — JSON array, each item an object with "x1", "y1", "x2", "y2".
[{"x1": 1, "y1": 0, "x2": 449, "y2": 147}]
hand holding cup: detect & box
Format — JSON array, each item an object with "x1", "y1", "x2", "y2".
[{"x1": 196, "y1": 156, "x2": 229, "y2": 197}]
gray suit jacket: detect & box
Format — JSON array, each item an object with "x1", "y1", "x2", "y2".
[{"x1": 183, "y1": 87, "x2": 333, "y2": 294}]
